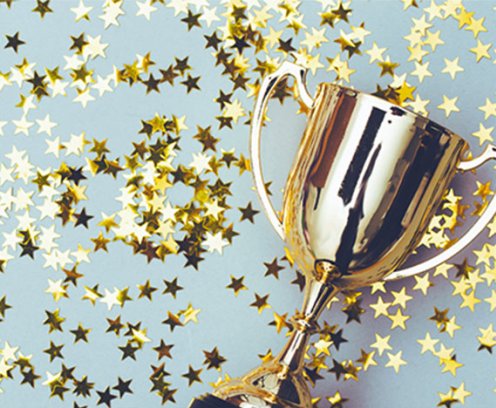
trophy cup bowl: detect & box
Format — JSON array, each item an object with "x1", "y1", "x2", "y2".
[{"x1": 188, "y1": 62, "x2": 496, "y2": 408}]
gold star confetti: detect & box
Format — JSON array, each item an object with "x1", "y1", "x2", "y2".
[
  {"x1": 0, "y1": 2, "x2": 495, "y2": 407},
  {"x1": 385, "y1": 350, "x2": 407, "y2": 373}
]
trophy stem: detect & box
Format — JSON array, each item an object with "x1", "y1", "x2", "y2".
[
  {"x1": 275, "y1": 276, "x2": 340, "y2": 372},
  {"x1": 276, "y1": 329, "x2": 309, "y2": 372},
  {"x1": 208, "y1": 265, "x2": 342, "y2": 408}
]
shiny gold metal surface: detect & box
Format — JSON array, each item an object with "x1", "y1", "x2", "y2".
[
  {"x1": 209, "y1": 62, "x2": 496, "y2": 408},
  {"x1": 283, "y1": 81, "x2": 467, "y2": 289}
]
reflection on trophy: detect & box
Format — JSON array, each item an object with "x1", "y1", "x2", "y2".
[{"x1": 189, "y1": 62, "x2": 496, "y2": 408}]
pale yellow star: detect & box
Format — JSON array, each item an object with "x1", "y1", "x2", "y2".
[
  {"x1": 365, "y1": 42, "x2": 386, "y2": 63},
  {"x1": 370, "y1": 281, "x2": 386, "y2": 294},
  {"x1": 441, "y1": 356, "x2": 463, "y2": 376},
  {"x1": 441, "y1": 1, "x2": 462, "y2": 19},
  {"x1": 180, "y1": 303, "x2": 201, "y2": 324},
  {"x1": 411, "y1": 61, "x2": 432, "y2": 83},
  {"x1": 73, "y1": 88, "x2": 95, "y2": 108},
  {"x1": 434, "y1": 263, "x2": 453, "y2": 279},
  {"x1": 451, "y1": 277, "x2": 470, "y2": 297},
  {"x1": 99, "y1": 0, "x2": 125, "y2": 28},
  {"x1": 391, "y1": 287, "x2": 413, "y2": 309},
  {"x1": 71, "y1": 244, "x2": 91, "y2": 264},
  {"x1": 437, "y1": 389, "x2": 455, "y2": 406},
  {"x1": 388, "y1": 308, "x2": 410, "y2": 330},
  {"x1": 71, "y1": 0, "x2": 93, "y2": 21},
  {"x1": 301, "y1": 27, "x2": 328, "y2": 52},
  {"x1": 412, "y1": 14, "x2": 433, "y2": 35},
  {"x1": 42, "y1": 370, "x2": 61, "y2": 386},
  {"x1": 424, "y1": 0, "x2": 443, "y2": 21},
  {"x1": 83, "y1": 35, "x2": 108, "y2": 61},
  {"x1": 452, "y1": 382, "x2": 472, "y2": 405},
  {"x1": 412, "y1": 272, "x2": 433, "y2": 295},
  {"x1": 100, "y1": 288, "x2": 120, "y2": 311},
  {"x1": 445, "y1": 315, "x2": 462, "y2": 338},
  {"x1": 473, "y1": 180, "x2": 494, "y2": 202},
  {"x1": 404, "y1": 27, "x2": 423, "y2": 47},
  {"x1": 460, "y1": 289, "x2": 481, "y2": 312},
  {"x1": 0, "y1": 71, "x2": 11, "y2": 92},
  {"x1": 417, "y1": 332, "x2": 439, "y2": 354},
  {"x1": 351, "y1": 23, "x2": 371, "y2": 42},
  {"x1": 156, "y1": 220, "x2": 175, "y2": 240},
  {"x1": 36, "y1": 114, "x2": 57, "y2": 136},
  {"x1": 64, "y1": 132, "x2": 88, "y2": 157},
  {"x1": 385, "y1": 350, "x2": 407, "y2": 373},
  {"x1": 335, "y1": 60, "x2": 355, "y2": 83},
  {"x1": 355, "y1": 349, "x2": 377, "y2": 372},
  {"x1": 478, "y1": 323, "x2": 496, "y2": 348},
  {"x1": 165, "y1": 0, "x2": 187, "y2": 16},
  {"x1": 136, "y1": 0, "x2": 157, "y2": 20},
  {"x1": 407, "y1": 43, "x2": 429, "y2": 62},
  {"x1": 369, "y1": 296, "x2": 391, "y2": 318},
  {"x1": 49, "y1": 80, "x2": 68, "y2": 97},
  {"x1": 1, "y1": 342, "x2": 18, "y2": 362},
  {"x1": 406, "y1": 93, "x2": 430, "y2": 116},
  {"x1": 93, "y1": 75, "x2": 113, "y2": 96},
  {"x1": 472, "y1": 123, "x2": 494, "y2": 146},
  {"x1": 265, "y1": 26, "x2": 283, "y2": 49},
  {"x1": 204, "y1": 232, "x2": 229, "y2": 255},
  {"x1": 437, "y1": 95, "x2": 460, "y2": 118},
  {"x1": 466, "y1": 16, "x2": 487, "y2": 39},
  {"x1": 12, "y1": 115, "x2": 34, "y2": 136},
  {"x1": 424, "y1": 29, "x2": 444, "y2": 51},
  {"x1": 484, "y1": 289, "x2": 496, "y2": 312},
  {"x1": 223, "y1": 99, "x2": 245, "y2": 124},
  {"x1": 45, "y1": 279, "x2": 69, "y2": 302},
  {"x1": 132, "y1": 328, "x2": 151, "y2": 346},
  {"x1": 478, "y1": 98, "x2": 496, "y2": 120},
  {"x1": 488, "y1": 216, "x2": 496, "y2": 238},
  {"x1": 173, "y1": 114, "x2": 188, "y2": 133},
  {"x1": 199, "y1": 6, "x2": 220, "y2": 28},
  {"x1": 470, "y1": 39, "x2": 492, "y2": 62},
  {"x1": 454, "y1": 7, "x2": 474, "y2": 29},
  {"x1": 0, "y1": 358, "x2": 12, "y2": 378},
  {"x1": 370, "y1": 333, "x2": 392, "y2": 356},
  {"x1": 441, "y1": 57, "x2": 464, "y2": 80},
  {"x1": 38, "y1": 225, "x2": 60, "y2": 251},
  {"x1": 250, "y1": 6, "x2": 273, "y2": 28},
  {"x1": 313, "y1": 337, "x2": 332, "y2": 357},
  {"x1": 434, "y1": 343, "x2": 454, "y2": 363},
  {"x1": 327, "y1": 391, "x2": 347, "y2": 406},
  {"x1": 205, "y1": 199, "x2": 225, "y2": 219}
]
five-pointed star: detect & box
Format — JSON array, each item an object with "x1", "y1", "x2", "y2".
[
  {"x1": 385, "y1": 350, "x2": 407, "y2": 373},
  {"x1": 369, "y1": 296, "x2": 391, "y2": 318},
  {"x1": 71, "y1": 0, "x2": 93, "y2": 21},
  {"x1": 417, "y1": 332, "x2": 439, "y2": 354},
  {"x1": 437, "y1": 95, "x2": 460, "y2": 117},
  {"x1": 0, "y1": 3, "x2": 493, "y2": 406}
]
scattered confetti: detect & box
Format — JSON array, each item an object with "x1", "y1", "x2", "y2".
[{"x1": 0, "y1": 1, "x2": 495, "y2": 407}]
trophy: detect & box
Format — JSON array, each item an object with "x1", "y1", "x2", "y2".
[{"x1": 189, "y1": 62, "x2": 496, "y2": 408}]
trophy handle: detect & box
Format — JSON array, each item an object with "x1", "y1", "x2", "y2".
[
  {"x1": 386, "y1": 144, "x2": 496, "y2": 281},
  {"x1": 250, "y1": 61, "x2": 314, "y2": 241}
]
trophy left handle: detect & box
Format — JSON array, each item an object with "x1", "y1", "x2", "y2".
[
  {"x1": 250, "y1": 61, "x2": 314, "y2": 241},
  {"x1": 386, "y1": 144, "x2": 496, "y2": 281}
]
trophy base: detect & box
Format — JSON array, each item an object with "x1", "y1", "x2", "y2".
[{"x1": 189, "y1": 394, "x2": 238, "y2": 408}]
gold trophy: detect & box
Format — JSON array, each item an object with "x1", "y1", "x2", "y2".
[{"x1": 189, "y1": 62, "x2": 496, "y2": 408}]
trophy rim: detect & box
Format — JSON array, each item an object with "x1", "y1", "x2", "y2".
[{"x1": 314, "y1": 82, "x2": 468, "y2": 151}]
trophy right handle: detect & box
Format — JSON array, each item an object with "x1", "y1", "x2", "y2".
[
  {"x1": 386, "y1": 144, "x2": 496, "y2": 281},
  {"x1": 249, "y1": 61, "x2": 314, "y2": 241}
]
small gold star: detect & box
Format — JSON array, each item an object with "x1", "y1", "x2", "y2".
[
  {"x1": 250, "y1": 293, "x2": 271, "y2": 314},
  {"x1": 226, "y1": 275, "x2": 247, "y2": 296}
]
